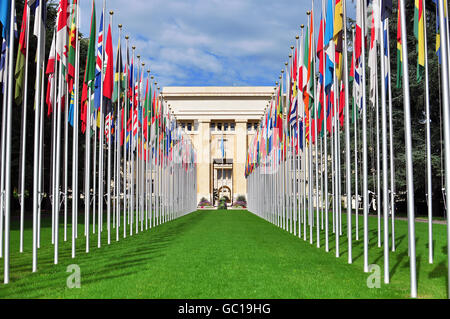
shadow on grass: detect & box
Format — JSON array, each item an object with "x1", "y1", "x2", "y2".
[{"x1": 1, "y1": 210, "x2": 207, "y2": 298}]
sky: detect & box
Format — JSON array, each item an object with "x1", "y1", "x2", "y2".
[{"x1": 78, "y1": 0, "x2": 356, "y2": 88}]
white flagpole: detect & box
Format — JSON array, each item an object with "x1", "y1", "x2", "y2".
[
  {"x1": 436, "y1": 0, "x2": 450, "y2": 299},
  {"x1": 386, "y1": 16, "x2": 396, "y2": 252},
  {"x1": 86, "y1": 87, "x2": 92, "y2": 253},
  {"x1": 72, "y1": 2, "x2": 80, "y2": 258},
  {"x1": 399, "y1": 0, "x2": 417, "y2": 298},
  {"x1": 123, "y1": 35, "x2": 129, "y2": 238},
  {"x1": 342, "y1": 0, "x2": 352, "y2": 263},
  {"x1": 379, "y1": 1, "x2": 389, "y2": 283},
  {"x1": 0, "y1": 43, "x2": 8, "y2": 259},
  {"x1": 32, "y1": 2, "x2": 44, "y2": 268},
  {"x1": 106, "y1": 10, "x2": 113, "y2": 245},
  {"x1": 38, "y1": 55, "x2": 45, "y2": 250},
  {"x1": 19, "y1": 4, "x2": 30, "y2": 253},
  {"x1": 4, "y1": 0, "x2": 16, "y2": 284},
  {"x1": 421, "y1": 0, "x2": 433, "y2": 265},
  {"x1": 98, "y1": 0, "x2": 106, "y2": 248},
  {"x1": 0, "y1": 43, "x2": 8, "y2": 260},
  {"x1": 361, "y1": 0, "x2": 370, "y2": 273}
]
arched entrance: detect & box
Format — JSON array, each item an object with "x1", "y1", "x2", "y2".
[{"x1": 218, "y1": 186, "x2": 232, "y2": 204}]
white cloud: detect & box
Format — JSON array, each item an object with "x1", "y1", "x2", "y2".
[{"x1": 78, "y1": 0, "x2": 356, "y2": 87}]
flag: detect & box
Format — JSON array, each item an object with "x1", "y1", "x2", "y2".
[
  {"x1": 67, "y1": 0, "x2": 77, "y2": 93},
  {"x1": 56, "y1": 0, "x2": 69, "y2": 70},
  {"x1": 0, "y1": 38, "x2": 6, "y2": 90},
  {"x1": 112, "y1": 35, "x2": 124, "y2": 104},
  {"x1": 396, "y1": 0, "x2": 402, "y2": 88},
  {"x1": 381, "y1": 0, "x2": 393, "y2": 20},
  {"x1": 81, "y1": 0, "x2": 96, "y2": 134},
  {"x1": 68, "y1": 88, "x2": 75, "y2": 126},
  {"x1": 0, "y1": 0, "x2": 11, "y2": 38},
  {"x1": 14, "y1": 0, "x2": 28, "y2": 105},
  {"x1": 334, "y1": 0, "x2": 343, "y2": 82},
  {"x1": 324, "y1": 0, "x2": 335, "y2": 93},
  {"x1": 414, "y1": 0, "x2": 425, "y2": 82},
  {"x1": 368, "y1": 4, "x2": 379, "y2": 107},
  {"x1": 46, "y1": 32, "x2": 56, "y2": 117},
  {"x1": 355, "y1": 0, "x2": 362, "y2": 62},
  {"x1": 432, "y1": 0, "x2": 445, "y2": 64},
  {"x1": 94, "y1": 12, "x2": 104, "y2": 110},
  {"x1": 103, "y1": 23, "x2": 114, "y2": 117},
  {"x1": 30, "y1": 0, "x2": 47, "y2": 38}
]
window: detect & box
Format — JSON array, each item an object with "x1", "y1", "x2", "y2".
[
  {"x1": 224, "y1": 123, "x2": 229, "y2": 131},
  {"x1": 247, "y1": 123, "x2": 252, "y2": 131},
  {"x1": 210, "y1": 123, "x2": 215, "y2": 132},
  {"x1": 217, "y1": 123, "x2": 222, "y2": 131},
  {"x1": 182, "y1": 123, "x2": 186, "y2": 130},
  {"x1": 187, "y1": 123, "x2": 192, "y2": 131},
  {"x1": 230, "y1": 123, "x2": 235, "y2": 131},
  {"x1": 194, "y1": 121, "x2": 199, "y2": 131},
  {"x1": 254, "y1": 123, "x2": 258, "y2": 131}
]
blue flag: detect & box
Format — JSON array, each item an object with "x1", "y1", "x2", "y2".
[
  {"x1": 94, "y1": 12, "x2": 104, "y2": 110},
  {"x1": 0, "y1": 0, "x2": 11, "y2": 38}
]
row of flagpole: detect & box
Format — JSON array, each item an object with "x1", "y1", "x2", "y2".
[
  {"x1": 246, "y1": 0, "x2": 450, "y2": 298},
  {"x1": 0, "y1": 0, "x2": 197, "y2": 285}
]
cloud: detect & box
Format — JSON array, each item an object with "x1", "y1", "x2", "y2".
[{"x1": 79, "y1": 0, "x2": 355, "y2": 87}]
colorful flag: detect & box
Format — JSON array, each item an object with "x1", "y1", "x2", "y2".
[
  {"x1": 46, "y1": 32, "x2": 56, "y2": 117},
  {"x1": 368, "y1": 4, "x2": 379, "y2": 107},
  {"x1": 103, "y1": 22, "x2": 114, "y2": 116},
  {"x1": 396, "y1": 0, "x2": 402, "y2": 88},
  {"x1": 94, "y1": 12, "x2": 104, "y2": 110},
  {"x1": 414, "y1": 0, "x2": 425, "y2": 82},
  {"x1": 81, "y1": 0, "x2": 96, "y2": 134},
  {"x1": 0, "y1": 0, "x2": 11, "y2": 38},
  {"x1": 56, "y1": 0, "x2": 68, "y2": 70},
  {"x1": 324, "y1": 0, "x2": 335, "y2": 93},
  {"x1": 112, "y1": 35, "x2": 124, "y2": 104},
  {"x1": 67, "y1": 0, "x2": 77, "y2": 93},
  {"x1": 14, "y1": 0, "x2": 28, "y2": 105}
]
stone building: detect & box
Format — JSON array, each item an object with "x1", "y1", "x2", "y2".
[{"x1": 161, "y1": 86, "x2": 274, "y2": 206}]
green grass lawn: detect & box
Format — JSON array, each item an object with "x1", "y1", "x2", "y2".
[{"x1": 0, "y1": 209, "x2": 447, "y2": 299}]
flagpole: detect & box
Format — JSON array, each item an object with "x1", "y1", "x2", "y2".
[
  {"x1": 320, "y1": 0, "x2": 329, "y2": 252},
  {"x1": 0, "y1": 43, "x2": 8, "y2": 260},
  {"x1": 399, "y1": 0, "x2": 417, "y2": 298},
  {"x1": 420, "y1": 0, "x2": 433, "y2": 265},
  {"x1": 130, "y1": 45, "x2": 135, "y2": 236},
  {"x1": 436, "y1": 0, "x2": 450, "y2": 299},
  {"x1": 106, "y1": 10, "x2": 114, "y2": 245},
  {"x1": 86, "y1": 85, "x2": 92, "y2": 252},
  {"x1": 98, "y1": 0, "x2": 106, "y2": 248},
  {"x1": 342, "y1": 0, "x2": 352, "y2": 263},
  {"x1": 361, "y1": 0, "x2": 370, "y2": 273},
  {"x1": 386, "y1": 16, "x2": 396, "y2": 252},
  {"x1": 38, "y1": 55, "x2": 45, "y2": 250},
  {"x1": 0, "y1": 43, "x2": 8, "y2": 259},
  {"x1": 32, "y1": 1, "x2": 43, "y2": 268},
  {"x1": 4, "y1": 0, "x2": 16, "y2": 284},
  {"x1": 379, "y1": 2, "x2": 389, "y2": 282},
  {"x1": 64, "y1": 60, "x2": 69, "y2": 244},
  {"x1": 116, "y1": 24, "x2": 123, "y2": 242},
  {"x1": 72, "y1": 2, "x2": 80, "y2": 258},
  {"x1": 123, "y1": 35, "x2": 129, "y2": 238},
  {"x1": 19, "y1": 3, "x2": 30, "y2": 253}
]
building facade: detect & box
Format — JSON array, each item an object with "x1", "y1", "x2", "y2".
[{"x1": 161, "y1": 87, "x2": 274, "y2": 206}]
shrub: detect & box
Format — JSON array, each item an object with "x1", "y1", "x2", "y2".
[
  {"x1": 232, "y1": 200, "x2": 247, "y2": 208},
  {"x1": 236, "y1": 195, "x2": 247, "y2": 203},
  {"x1": 218, "y1": 197, "x2": 228, "y2": 210},
  {"x1": 198, "y1": 198, "x2": 213, "y2": 207}
]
